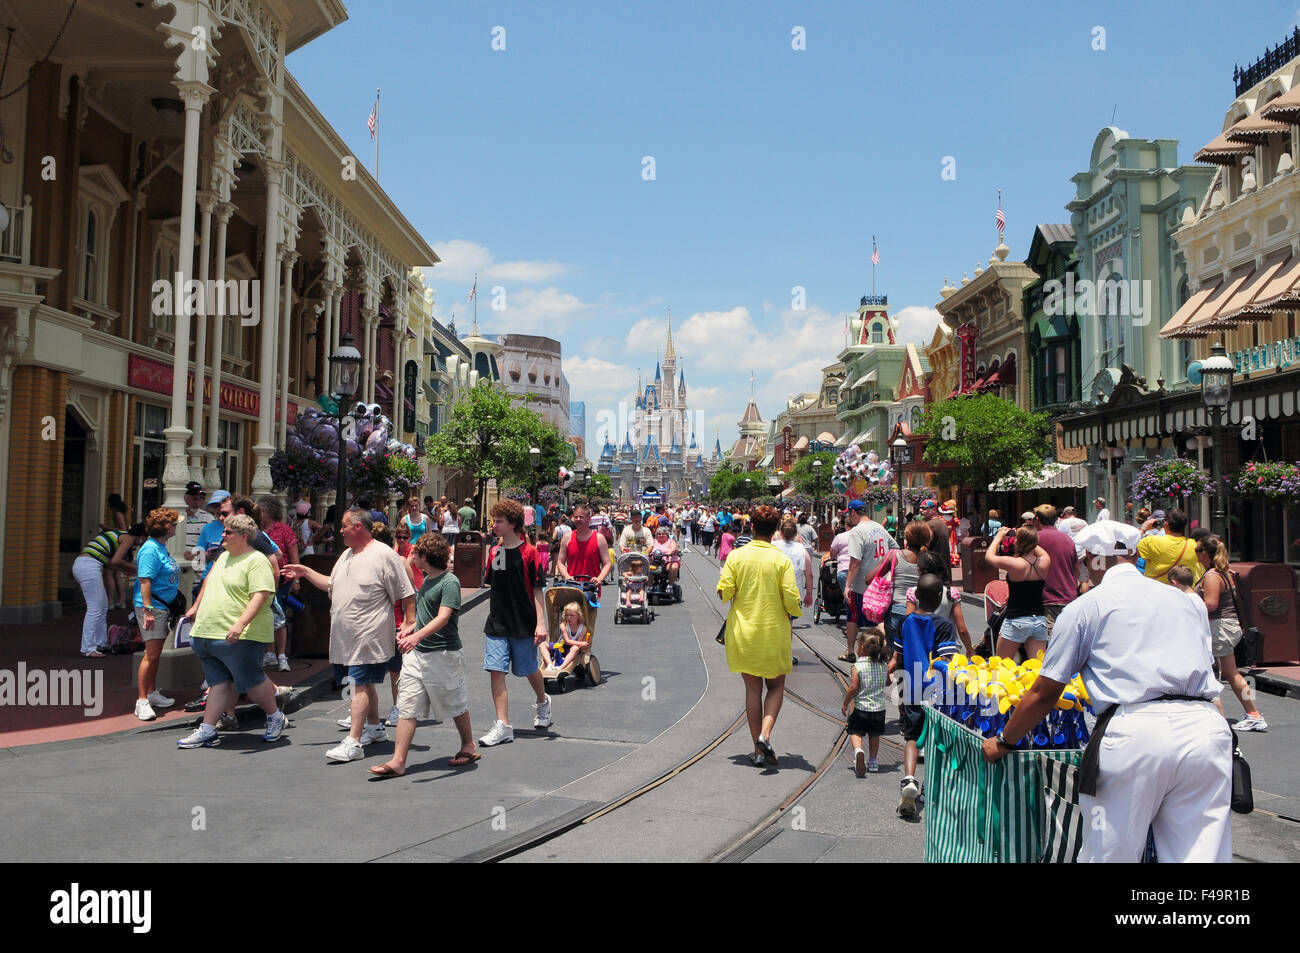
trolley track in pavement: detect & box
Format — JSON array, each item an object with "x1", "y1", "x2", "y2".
[{"x1": 456, "y1": 544, "x2": 855, "y2": 863}]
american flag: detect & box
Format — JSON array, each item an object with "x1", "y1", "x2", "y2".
[
  {"x1": 367, "y1": 98, "x2": 377, "y2": 138},
  {"x1": 996, "y1": 207, "x2": 1006, "y2": 234},
  {"x1": 871, "y1": 244, "x2": 880, "y2": 266},
  {"x1": 467, "y1": 278, "x2": 476, "y2": 303}
]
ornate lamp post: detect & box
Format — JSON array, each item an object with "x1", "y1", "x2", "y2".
[
  {"x1": 1200, "y1": 341, "x2": 1235, "y2": 541},
  {"x1": 328, "y1": 332, "x2": 363, "y2": 540},
  {"x1": 812, "y1": 458, "x2": 824, "y2": 524},
  {"x1": 892, "y1": 436, "x2": 910, "y2": 546}
]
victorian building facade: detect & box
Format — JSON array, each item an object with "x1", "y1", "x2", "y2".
[{"x1": 0, "y1": 1, "x2": 440, "y2": 622}]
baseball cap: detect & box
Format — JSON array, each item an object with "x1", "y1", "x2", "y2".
[
  {"x1": 295, "y1": 501, "x2": 311, "y2": 516},
  {"x1": 206, "y1": 489, "x2": 231, "y2": 506},
  {"x1": 1094, "y1": 496, "x2": 1106, "y2": 504},
  {"x1": 921, "y1": 499, "x2": 938, "y2": 509},
  {"x1": 185, "y1": 481, "x2": 203, "y2": 495},
  {"x1": 1020, "y1": 511, "x2": 1035, "y2": 523},
  {"x1": 1151, "y1": 509, "x2": 1166, "y2": 521},
  {"x1": 846, "y1": 500, "x2": 866, "y2": 511}
]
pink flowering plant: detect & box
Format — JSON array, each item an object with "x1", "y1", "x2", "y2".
[
  {"x1": 1129, "y1": 458, "x2": 1214, "y2": 505},
  {"x1": 1230, "y1": 461, "x2": 1300, "y2": 503}
]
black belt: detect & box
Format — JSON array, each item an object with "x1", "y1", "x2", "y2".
[{"x1": 1076, "y1": 694, "x2": 1210, "y2": 797}]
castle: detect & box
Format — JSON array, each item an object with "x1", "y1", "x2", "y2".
[{"x1": 597, "y1": 315, "x2": 723, "y2": 501}]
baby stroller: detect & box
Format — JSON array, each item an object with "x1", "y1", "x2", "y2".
[
  {"x1": 972, "y1": 579, "x2": 1009, "y2": 659},
  {"x1": 614, "y1": 550, "x2": 654, "y2": 624},
  {"x1": 814, "y1": 555, "x2": 846, "y2": 624},
  {"x1": 647, "y1": 549, "x2": 683, "y2": 605},
  {"x1": 539, "y1": 582, "x2": 602, "y2": 694}
]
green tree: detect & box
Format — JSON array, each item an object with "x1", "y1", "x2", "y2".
[
  {"x1": 916, "y1": 394, "x2": 1051, "y2": 495},
  {"x1": 426, "y1": 383, "x2": 541, "y2": 519},
  {"x1": 790, "y1": 451, "x2": 836, "y2": 497}
]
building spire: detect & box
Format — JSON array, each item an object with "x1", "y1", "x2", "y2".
[{"x1": 665, "y1": 307, "x2": 676, "y2": 363}]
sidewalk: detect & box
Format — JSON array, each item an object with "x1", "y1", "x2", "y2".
[{"x1": 1, "y1": 588, "x2": 488, "y2": 748}]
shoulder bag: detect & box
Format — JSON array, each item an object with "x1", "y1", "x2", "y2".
[
  {"x1": 1227, "y1": 569, "x2": 1262, "y2": 668},
  {"x1": 860, "y1": 550, "x2": 897, "y2": 625}
]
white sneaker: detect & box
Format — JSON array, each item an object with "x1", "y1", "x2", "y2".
[
  {"x1": 277, "y1": 655, "x2": 290, "y2": 672},
  {"x1": 478, "y1": 720, "x2": 514, "y2": 746},
  {"x1": 1235, "y1": 714, "x2": 1268, "y2": 732},
  {"x1": 854, "y1": 749, "x2": 867, "y2": 778},
  {"x1": 385, "y1": 706, "x2": 400, "y2": 727},
  {"x1": 336, "y1": 714, "x2": 352, "y2": 730},
  {"x1": 325, "y1": 737, "x2": 365, "y2": 762},
  {"x1": 147, "y1": 690, "x2": 175, "y2": 709},
  {"x1": 533, "y1": 694, "x2": 552, "y2": 729},
  {"x1": 177, "y1": 726, "x2": 220, "y2": 748},
  {"x1": 360, "y1": 723, "x2": 388, "y2": 744},
  {"x1": 899, "y1": 776, "x2": 920, "y2": 818},
  {"x1": 262, "y1": 652, "x2": 277, "y2": 668},
  {"x1": 134, "y1": 699, "x2": 157, "y2": 721}
]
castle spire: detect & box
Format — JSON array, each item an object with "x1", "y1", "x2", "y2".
[{"x1": 665, "y1": 308, "x2": 676, "y2": 363}]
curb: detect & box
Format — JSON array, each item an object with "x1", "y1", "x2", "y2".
[{"x1": 1252, "y1": 669, "x2": 1300, "y2": 700}]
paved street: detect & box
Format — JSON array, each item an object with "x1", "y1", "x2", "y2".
[{"x1": 2, "y1": 547, "x2": 1296, "y2": 863}]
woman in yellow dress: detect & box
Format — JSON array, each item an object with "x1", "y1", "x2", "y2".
[{"x1": 717, "y1": 505, "x2": 802, "y2": 768}]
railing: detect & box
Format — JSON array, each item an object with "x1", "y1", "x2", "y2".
[
  {"x1": 0, "y1": 195, "x2": 32, "y2": 264},
  {"x1": 1234, "y1": 27, "x2": 1300, "y2": 94},
  {"x1": 859, "y1": 294, "x2": 888, "y2": 307}
]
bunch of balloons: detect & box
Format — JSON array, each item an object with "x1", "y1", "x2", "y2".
[
  {"x1": 831, "y1": 444, "x2": 895, "y2": 499},
  {"x1": 927, "y1": 653, "x2": 1094, "y2": 751},
  {"x1": 284, "y1": 400, "x2": 417, "y2": 482}
]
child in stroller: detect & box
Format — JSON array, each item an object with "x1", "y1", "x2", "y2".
[
  {"x1": 615, "y1": 550, "x2": 654, "y2": 623},
  {"x1": 545, "y1": 601, "x2": 592, "y2": 671}
]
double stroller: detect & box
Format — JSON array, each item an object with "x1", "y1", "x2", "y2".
[
  {"x1": 613, "y1": 550, "x2": 654, "y2": 624},
  {"x1": 814, "y1": 555, "x2": 846, "y2": 624},
  {"x1": 539, "y1": 582, "x2": 602, "y2": 693}
]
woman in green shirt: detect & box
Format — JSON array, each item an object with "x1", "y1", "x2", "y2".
[{"x1": 177, "y1": 514, "x2": 287, "y2": 747}]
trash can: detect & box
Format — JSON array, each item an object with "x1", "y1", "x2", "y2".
[
  {"x1": 292, "y1": 553, "x2": 336, "y2": 658},
  {"x1": 455, "y1": 531, "x2": 485, "y2": 591},
  {"x1": 1233, "y1": 562, "x2": 1299, "y2": 665},
  {"x1": 962, "y1": 537, "x2": 999, "y2": 595}
]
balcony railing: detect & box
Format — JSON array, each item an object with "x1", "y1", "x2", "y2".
[
  {"x1": 0, "y1": 195, "x2": 32, "y2": 264},
  {"x1": 1234, "y1": 27, "x2": 1300, "y2": 94}
]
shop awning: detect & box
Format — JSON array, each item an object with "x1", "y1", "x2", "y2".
[
  {"x1": 862, "y1": 369, "x2": 878, "y2": 383},
  {"x1": 1214, "y1": 255, "x2": 1295, "y2": 327},
  {"x1": 1243, "y1": 255, "x2": 1300, "y2": 314},
  {"x1": 991, "y1": 354, "x2": 1017, "y2": 386},
  {"x1": 1160, "y1": 284, "x2": 1221, "y2": 338},
  {"x1": 781, "y1": 485, "x2": 797, "y2": 499},
  {"x1": 833, "y1": 432, "x2": 851, "y2": 447},
  {"x1": 1194, "y1": 125, "x2": 1255, "y2": 164},
  {"x1": 989, "y1": 461, "x2": 1088, "y2": 492},
  {"x1": 852, "y1": 428, "x2": 876, "y2": 446},
  {"x1": 1261, "y1": 85, "x2": 1300, "y2": 123},
  {"x1": 1162, "y1": 270, "x2": 1255, "y2": 338},
  {"x1": 793, "y1": 434, "x2": 809, "y2": 450},
  {"x1": 817, "y1": 431, "x2": 836, "y2": 444},
  {"x1": 1225, "y1": 112, "x2": 1292, "y2": 143}
]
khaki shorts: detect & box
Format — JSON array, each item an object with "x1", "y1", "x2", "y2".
[
  {"x1": 1045, "y1": 603, "x2": 1066, "y2": 638},
  {"x1": 1210, "y1": 617, "x2": 1242, "y2": 659},
  {"x1": 396, "y1": 648, "x2": 469, "y2": 721},
  {"x1": 136, "y1": 608, "x2": 170, "y2": 642}
]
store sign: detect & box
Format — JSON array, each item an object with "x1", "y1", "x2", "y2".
[
  {"x1": 128, "y1": 354, "x2": 297, "y2": 423},
  {"x1": 956, "y1": 323, "x2": 980, "y2": 391},
  {"x1": 1231, "y1": 336, "x2": 1300, "y2": 375},
  {"x1": 403, "y1": 360, "x2": 418, "y2": 433}
]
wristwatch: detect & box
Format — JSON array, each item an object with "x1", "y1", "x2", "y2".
[{"x1": 995, "y1": 731, "x2": 1017, "y2": 750}]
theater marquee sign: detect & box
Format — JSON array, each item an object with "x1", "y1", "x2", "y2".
[{"x1": 128, "y1": 354, "x2": 298, "y2": 423}]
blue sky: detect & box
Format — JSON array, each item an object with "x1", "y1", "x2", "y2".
[{"x1": 287, "y1": 0, "x2": 1300, "y2": 458}]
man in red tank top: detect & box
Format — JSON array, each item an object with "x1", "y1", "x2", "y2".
[{"x1": 556, "y1": 504, "x2": 612, "y2": 585}]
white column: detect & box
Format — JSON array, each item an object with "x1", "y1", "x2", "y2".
[
  {"x1": 251, "y1": 160, "x2": 285, "y2": 496},
  {"x1": 190, "y1": 190, "x2": 215, "y2": 481},
  {"x1": 278, "y1": 248, "x2": 297, "y2": 449},
  {"x1": 162, "y1": 80, "x2": 213, "y2": 511},
  {"x1": 362, "y1": 308, "x2": 378, "y2": 404},
  {"x1": 204, "y1": 201, "x2": 233, "y2": 490}
]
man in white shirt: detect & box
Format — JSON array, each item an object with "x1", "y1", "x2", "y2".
[
  {"x1": 981, "y1": 523, "x2": 1230, "y2": 863},
  {"x1": 1093, "y1": 497, "x2": 1111, "y2": 522},
  {"x1": 841, "y1": 501, "x2": 899, "y2": 662}
]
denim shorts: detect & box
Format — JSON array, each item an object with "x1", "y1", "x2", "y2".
[
  {"x1": 885, "y1": 605, "x2": 908, "y2": 645},
  {"x1": 484, "y1": 634, "x2": 540, "y2": 677},
  {"x1": 1000, "y1": 615, "x2": 1048, "y2": 644},
  {"x1": 193, "y1": 637, "x2": 268, "y2": 694},
  {"x1": 332, "y1": 662, "x2": 390, "y2": 686},
  {"x1": 271, "y1": 598, "x2": 286, "y2": 630},
  {"x1": 386, "y1": 650, "x2": 403, "y2": 673}
]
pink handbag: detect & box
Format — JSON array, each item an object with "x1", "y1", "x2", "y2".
[{"x1": 860, "y1": 551, "x2": 897, "y2": 625}]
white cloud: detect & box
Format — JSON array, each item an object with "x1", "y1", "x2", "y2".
[
  {"x1": 489, "y1": 286, "x2": 592, "y2": 334},
  {"x1": 893, "y1": 305, "x2": 943, "y2": 345},
  {"x1": 430, "y1": 238, "x2": 570, "y2": 284}
]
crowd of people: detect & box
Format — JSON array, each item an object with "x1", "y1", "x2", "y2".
[{"x1": 69, "y1": 481, "x2": 1263, "y2": 861}]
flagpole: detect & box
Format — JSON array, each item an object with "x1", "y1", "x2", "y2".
[
  {"x1": 374, "y1": 88, "x2": 380, "y2": 180},
  {"x1": 872, "y1": 234, "x2": 877, "y2": 297}
]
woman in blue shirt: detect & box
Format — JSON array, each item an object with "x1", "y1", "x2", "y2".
[{"x1": 134, "y1": 508, "x2": 182, "y2": 721}]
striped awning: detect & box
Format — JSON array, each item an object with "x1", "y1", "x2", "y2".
[
  {"x1": 1225, "y1": 112, "x2": 1292, "y2": 143},
  {"x1": 989, "y1": 462, "x2": 1087, "y2": 492},
  {"x1": 1261, "y1": 85, "x2": 1300, "y2": 123},
  {"x1": 1194, "y1": 124, "x2": 1255, "y2": 164},
  {"x1": 854, "y1": 428, "x2": 876, "y2": 445},
  {"x1": 833, "y1": 432, "x2": 851, "y2": 447}
]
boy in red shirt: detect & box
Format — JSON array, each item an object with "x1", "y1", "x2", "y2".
[{"x1": 478, "y1": 500, "x2": 551, "y2": 746}]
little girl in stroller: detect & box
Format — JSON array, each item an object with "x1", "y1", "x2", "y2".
[
  {"x1": 545, "y1": 601, "x2": 591, "y2": 671},
  {"x1": 622, "y1": 554, "x2": 648, "y2": 609}
]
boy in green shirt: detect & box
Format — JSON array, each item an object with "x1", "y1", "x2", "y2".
[{"x1": 370, "y1": 533, "x2": 479, "y2": 776}]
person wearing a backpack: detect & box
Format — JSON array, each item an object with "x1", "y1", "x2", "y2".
[
  {"x1": 1195, "y1": 535, "x2": 1266, "y2": 731},
  {"x1": 890, "y1": 574, "x2": 959, "y2": 819}
]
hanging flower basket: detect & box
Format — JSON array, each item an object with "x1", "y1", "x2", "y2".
[
  {"x1": 1230, "y1": 461, "x2": 1300, "y2": 504},
  {"x1": 503, "y1": 486, "x2": 532, "y2": 503},
  {"x1": 1129, "y1": 458, "x2": 1214, "y2": 506},
  {"x1": 269, "y1": 447, "x2": 331, "y2": 494}
]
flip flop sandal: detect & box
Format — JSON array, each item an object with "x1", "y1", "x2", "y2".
[
  {"x1": 368, "y1": 764, "x2": 405, "y2": 778},
  {"x1": 837, "y1": 652, "x2": 856, "y2": 662},
  {"x1": 449, "y1": 752, "x2": 482, "y2": 767}
]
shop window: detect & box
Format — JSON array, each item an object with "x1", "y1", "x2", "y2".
[
  {"x1": 216, "y1": 419, "x2": 241, "y2": 493},
  {"x1": 132, "y1": 403, "x2": 168, "y2": 517},
  {"x1": 74, "y1": 165, "x2": 128, "y2": 321}
]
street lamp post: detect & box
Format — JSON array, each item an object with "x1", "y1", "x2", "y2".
[
  {"x1": 1201, "y1": 341, "x2": 1235, "y2": 542},
  {"x1": 812, "y1": 458, "x2": 823, "y2": 524},
  {"x1": 892, "y1": 436, "x2": 908, "y2": 546},
  {"x1": 328, "y1": 333, "x2": 363, "y2": 541}
]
